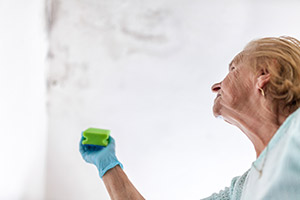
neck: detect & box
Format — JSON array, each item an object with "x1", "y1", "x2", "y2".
[{"x1": 223, "y1": 101, "x2": 287, "y2": 158}]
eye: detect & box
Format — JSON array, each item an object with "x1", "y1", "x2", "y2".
[{"x1": 230, "y1": 66, "x2": 235, "y2": 71}]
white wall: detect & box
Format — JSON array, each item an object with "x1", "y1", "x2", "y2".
[
  {"x1": 45, "y1": 0, "x2": 300, "y2": 200},
  {"x1": 0, "y1": 0, "x2": 47, "y2": 199}
]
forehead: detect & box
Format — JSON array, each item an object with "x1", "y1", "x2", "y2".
[{"x1": 229, "y1": 51, "x2": 248, "y2": 70}]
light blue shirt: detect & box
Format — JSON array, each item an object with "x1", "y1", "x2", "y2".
[{"x1": 202, "y1": 108, "x2": 300, "y2": 200}]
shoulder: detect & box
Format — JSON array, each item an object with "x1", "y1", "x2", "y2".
[
  {"x1": 278, "y1": 107, "x2": 300, "y2": 141},
  {"x1": 255, "y1": 108, "x2": 300, "y2": 199},
  {"x1": 229, "y1": 169, "x2": 250, "y2": 198},
  {"x1": 285, "y1": 108, "x2": 300, "y2": 140},
  {"x1": 200, "y1": 170, "x2": 250, "y2": 200},
  {"x1": 288, "y1": 107, "x2": 300, "y2": 126}
]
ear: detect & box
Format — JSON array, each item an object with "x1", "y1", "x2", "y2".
[{"x1": 256, "y1": 69, "x2": 270, "y2": 89}]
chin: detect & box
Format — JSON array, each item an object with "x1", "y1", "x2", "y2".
[
  {"x1": 212, "y1": 106, "x2": 221, "y2": 118},
  {"x1": 213, "y1": 112, "x2": 223, "y2": 119}
]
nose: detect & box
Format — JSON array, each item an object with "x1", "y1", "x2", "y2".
[{"x1": 211, "y1": 82, "x2": 221, "y2": 93}]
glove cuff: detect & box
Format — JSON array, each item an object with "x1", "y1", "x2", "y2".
[{"x1": 99, "y1": 160, "x2": 124, "y2": 178}]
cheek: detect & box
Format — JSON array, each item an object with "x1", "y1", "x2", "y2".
[
  {"x1": 222, "y1": 78, "x2": 249, "y2": 109},
  {"x1": 222, "y1": 77, "x2": 238, "y2": 102}
]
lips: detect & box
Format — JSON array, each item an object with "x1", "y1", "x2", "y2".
[{"x1": 214, "y1": 94, "x2": 221, "y2": 102}]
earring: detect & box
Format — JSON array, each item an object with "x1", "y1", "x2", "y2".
[{"x1": 259, "y1": 88, "x2": 265, "y2": 97}]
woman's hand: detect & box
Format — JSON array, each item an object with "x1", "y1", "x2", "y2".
[
  {"x1": 79, "y1": 135, "x2": 123, "y2": 177},
  {"x1": 79, "y1": 134, "x2": 145, "y2": 200}
]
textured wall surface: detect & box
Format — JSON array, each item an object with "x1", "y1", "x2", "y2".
[{"x1": 46, "y1": 0, "x2": 300, "y2": 199}]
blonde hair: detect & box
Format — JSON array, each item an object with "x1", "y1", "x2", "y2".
[{"x1": 232, "y1": 36, "x2": 300, "y2": 115}]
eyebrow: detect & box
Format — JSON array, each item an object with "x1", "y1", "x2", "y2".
[{"x1": 228, "y1": 62, "x2": 233, "y2": 71}]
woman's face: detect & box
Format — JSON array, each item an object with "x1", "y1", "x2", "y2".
[{"x1": 211, "y1": 61, "x2": 256, "y2": 119}]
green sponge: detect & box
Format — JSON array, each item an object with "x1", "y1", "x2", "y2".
[{"x1": 82, "y1": 128, "x2": 110, "y2": 146}]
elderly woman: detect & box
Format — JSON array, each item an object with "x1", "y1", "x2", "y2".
[{"x1": 79, "y1": 36, "x2": 300, "y2": 200}]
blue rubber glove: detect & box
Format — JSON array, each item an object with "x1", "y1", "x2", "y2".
[{"x1": 79, "y1": 134, "x2": 123, "y2": 178}]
